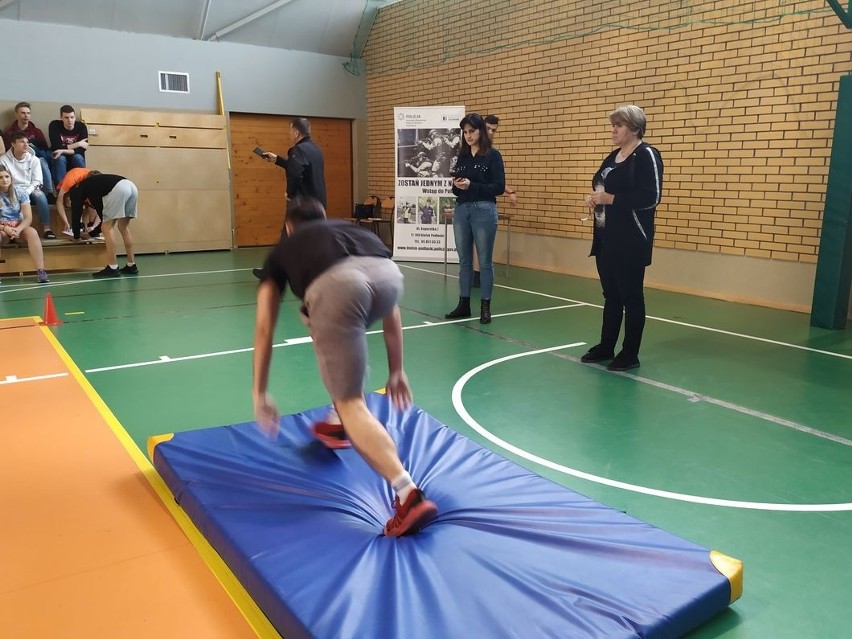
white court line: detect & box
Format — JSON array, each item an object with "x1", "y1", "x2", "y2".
[
  {"x1": 451, "y1": 344, "x2": 852, "y2": 512},
  {"x1": 0, "y1": 267, "x2": 256, "y2": 295},
  {"x1": 400, "y1": 264, "x2": 852, "y2": 360},
  {"x1": 1, "y1": 372, "x2": 68, "y2": 386},
  {"x1": 82, "y1": 308, "x2": 562, "y2": 373}
]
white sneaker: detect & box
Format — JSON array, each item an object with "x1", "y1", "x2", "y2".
[{"x1": 62, "y1": 228, "x2": 74, "y2": 237}]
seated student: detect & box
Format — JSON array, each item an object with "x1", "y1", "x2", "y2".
[
  {"x1": 67, "y1": 173, "x2": 138, "y2": 278},
  {"x1": 4, "y1": 101, "x2": 54, "y2": 198},
  {"x1": 2, "y1": 131, "x2": 63, "y2": 238},
  {"x1": 49, "y1": 104, "x2": 87, "y2": 188},
  {"x1": 0, "y1": 164, "x2": 49, "y2": 284},
  {"x1": 56, "y1": 167, "x2": 100, "y2": 236}
]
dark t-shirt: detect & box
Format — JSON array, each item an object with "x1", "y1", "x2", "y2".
[
  {"x1": 262, "y1": 220, "x2": 391, "y2": 299},
  {"x1": 69, "y1": 174, "x2": 125, "y2": 237},
  {"x1": 48, "y1": 120, "x2": 89, "y2": 155}
]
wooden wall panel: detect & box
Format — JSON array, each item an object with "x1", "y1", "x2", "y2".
[
  {"x1": 87, "y1": 124, "x2": 158, "y2": 147},
  {"x1": 87, "y1": 147, "x2": 229, "y2": 190},
  {"x1": 85, "y1": 107, "x2": 232, "y2": 255},
  {"x1": 127, "y1": 190, "x2": 231, "y2": 252},
  {"x1": 229, "y1": 113, "x2": 352, "y2": 247},
  {"x1": 82, "y1": 108, "x2": 159, "y2": 126},
  {"x1": 83, "y1": 108, "x2": 225, "y2": 130},
  {"x1": 156, "y1": 127, "x2": 227, "y2": 149}
]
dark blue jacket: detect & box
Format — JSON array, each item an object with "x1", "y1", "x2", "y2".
[
  {"x1": 590, "y1": 142, "x2": 663, "y2": 266},
  {"x1": 276, "y1": 136, "x2": 327, "y2": 208}
]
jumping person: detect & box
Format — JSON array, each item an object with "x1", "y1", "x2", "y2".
[{"x1": 252, "y1": 195, "x2": 438, "y2": 537}]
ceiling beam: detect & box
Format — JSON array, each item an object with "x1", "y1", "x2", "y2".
[
  {"x1": 206, "y1": 0, "x2": 298, "y2": 42},
  {"x1": 196, "y1": 0, "x2": 213, "y2": 40}
]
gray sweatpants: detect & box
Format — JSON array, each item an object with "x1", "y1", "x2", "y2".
[{"x1": 303, "y1": 256, "x2": 403, "y2": 400}]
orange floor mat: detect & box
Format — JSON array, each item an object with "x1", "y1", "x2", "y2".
[{"x1": 0, "y1": 317, "x2": 273, "y2": 638}]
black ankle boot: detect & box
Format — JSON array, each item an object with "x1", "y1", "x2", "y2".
[
  {"x1": 445, "y1": 297, "x2": 471, "y2": 319},
  {"x1": 480, "y1": 299, "x2": 491, "y2": 324}
]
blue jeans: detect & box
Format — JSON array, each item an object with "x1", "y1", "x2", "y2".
[
  {"x1": 33, "y1": 147, "x2": 54, "y2": 193},
  {"x1": 53, "y1": 153, "x2": 85, "y2": 187},
  {"x1": 30, "y1": 189, "x2": 51, "y2": 226},
  {"x1": 452, "y1": 200, "x2": 498, "y2": 298}
]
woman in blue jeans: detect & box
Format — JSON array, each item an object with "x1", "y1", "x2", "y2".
[{"x1": 444, "y1": 113, "x2": 505, "y2": 324}]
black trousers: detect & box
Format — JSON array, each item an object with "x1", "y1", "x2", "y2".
[{"x1": 594, "y1": 254, "x2": 647, "y2": 357}]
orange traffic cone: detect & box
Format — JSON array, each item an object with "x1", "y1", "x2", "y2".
[{"x1": 42, "y1": 293, "x2": 63, "y2": 326}]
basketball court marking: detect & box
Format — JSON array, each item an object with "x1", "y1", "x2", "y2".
[
  {"x1": 451, "y1": 344, "x2": 852, "y2": 512},
  {"x1": 3, "y1": 264, "x2": 847, "y2": 360},
  {"x1": 401, "y1": 264, "x2": 852, "y2": 360},
  {"x1": 1, "y1": 372, "x2": 68, "y2": 385}
]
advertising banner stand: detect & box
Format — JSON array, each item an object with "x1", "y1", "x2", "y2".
[{"x1": 393, "y1": 106, "x2": 464, "y2": 263}]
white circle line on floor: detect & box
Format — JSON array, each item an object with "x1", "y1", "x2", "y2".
[{"x1": 451, "y1": 343, "x2": 852, "y2": 512}]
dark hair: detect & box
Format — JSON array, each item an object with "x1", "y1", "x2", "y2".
[
  {"x1": 484, "y1": 115, "x2": 499, "y2": 125},
  {"x1": 458, "y1": 112, "x2": 492, "y2": 157},
  {"x1": 60, "y1": 105, "x2": 76, "y2": 115},
  {"x1": 291, "y1": 117, "x2": 311, "y2": 136},
  {"x1": 14, "y1": 101, "x2": 31, "y2": 112},
  {"x1": 8, "y1": 130, "x2": 28, "y2": 143},
  {"x1": 88, "y1": 169, "x2": 101, "y2": 176},
  {"x1": 285, "y1": 195, "x2": 325, "y2": 229}
]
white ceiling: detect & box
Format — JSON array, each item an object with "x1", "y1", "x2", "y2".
[{"x1": 0, "y1": 0, "x2": 404, "y2": 57}]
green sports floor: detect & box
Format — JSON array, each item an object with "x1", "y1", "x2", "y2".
[{"x1": 1, "y1": 248, "x2": 850, "y2": 638}]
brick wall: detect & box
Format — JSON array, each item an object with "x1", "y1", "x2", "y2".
[{"x1": 363, "y1": 0, "x2": 850, "y2": 264}]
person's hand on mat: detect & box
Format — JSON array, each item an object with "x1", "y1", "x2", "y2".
[
  {"x1": 385, "y1": 370, "x2": 412, "y2": 410},
  {"x1": 254, "y1": 392, "x2": 280, "y2": 438}
]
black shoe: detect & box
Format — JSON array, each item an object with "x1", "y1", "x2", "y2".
[
  {"x1": 580, "y1": 344, "x2": 615, "y2": 363},
  {"x1": 120, "y1": 264, "x2": 139, "y2": 275},
  {"x1": 472, "y1": 270, "x2": 481, "y2": 288},
  {"x1": 607, "y1": 353, "x2": 640, "y2": 371},
  {"x1": 252, "y1": 267, "x2": 265, "y2": 280},
  {"x1": 43, "y1": 229, "x2": 56, "y2": 240},
  {"x1": 479, "y1": 299, "x2": 491, "y2": 324},
  {"x1": 92, "y1": 266, "x2": 120, "y2": 279},
  {"x1": 445, "y1": 297, "x2": 471, "y2": 319}
]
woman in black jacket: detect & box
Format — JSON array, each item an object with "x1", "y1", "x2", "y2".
[
  {"x1": 582, "y1": 105, "x2": 663, "y2": 371},
  {"x1": 444, "y1": 113, "x2": 505, "y2": 324}
]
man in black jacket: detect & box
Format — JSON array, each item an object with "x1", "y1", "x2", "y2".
[{"x1": 253, "y1": 117, "x2": 327, "y2": 279}]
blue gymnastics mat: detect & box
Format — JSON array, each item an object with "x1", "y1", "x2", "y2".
[{"x1": 149, "y1": 393, "x2": 741, "y2": 639}]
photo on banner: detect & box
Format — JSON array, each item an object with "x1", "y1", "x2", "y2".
[{"x1": 393, "y1": 105, "x2": 464, "y2": 262}]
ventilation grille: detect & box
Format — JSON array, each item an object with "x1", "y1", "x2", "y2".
[{"x1": 159, "y1": 71, "x2": 190, "y2": 93}]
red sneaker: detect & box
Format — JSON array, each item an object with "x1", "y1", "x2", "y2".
[
  {"x1": 311, "y1": 421, "x2": 351, "y2": 449},
  {"x1": 383, "y1": 489, "x2": 438, "y2": 537}
]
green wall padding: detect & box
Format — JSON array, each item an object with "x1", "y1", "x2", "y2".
[{"x1": 811, "y1": 74, "x2": 852, "y2": 329}]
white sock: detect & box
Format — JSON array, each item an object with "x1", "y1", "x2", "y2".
[
  {"x1": 391, "y1": 471, "x2": 415, "y2": 502},
  {"x1": 109, "y1": 264, "x2": 119, "y2": 270},
  {"x1": 125, "y1": 261, "x2": 135, "y2": 267}
]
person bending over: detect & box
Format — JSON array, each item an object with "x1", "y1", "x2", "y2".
[{"x1": 252, "y1": 196, "x2": 438, "y2": 537}]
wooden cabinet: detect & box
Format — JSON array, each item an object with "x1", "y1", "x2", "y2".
[{"x1": 82, "y1": 108, "x2": 232, "y2": 254}]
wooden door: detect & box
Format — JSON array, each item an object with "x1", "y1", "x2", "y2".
[{"x1": 230, "y1": 113, "x2": 352, "y2": 247}]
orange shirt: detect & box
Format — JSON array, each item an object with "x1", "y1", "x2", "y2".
[{"x1": 57, "y1": 168, "x2": 91, "y2": 194}]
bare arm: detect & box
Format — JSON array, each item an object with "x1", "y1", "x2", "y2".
[
  {"x1": 18, "y1": 201, "x2": 33, "y2": 232},
  {"x1": 504, "y1": 186, "x2": 517, "y2": 206},
  {"x1": 253, "y1": 280, "x2": 282, "y2": 435},
  {"x1": 382, "y1": 305, "x2": 412, "y2": 409}
]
